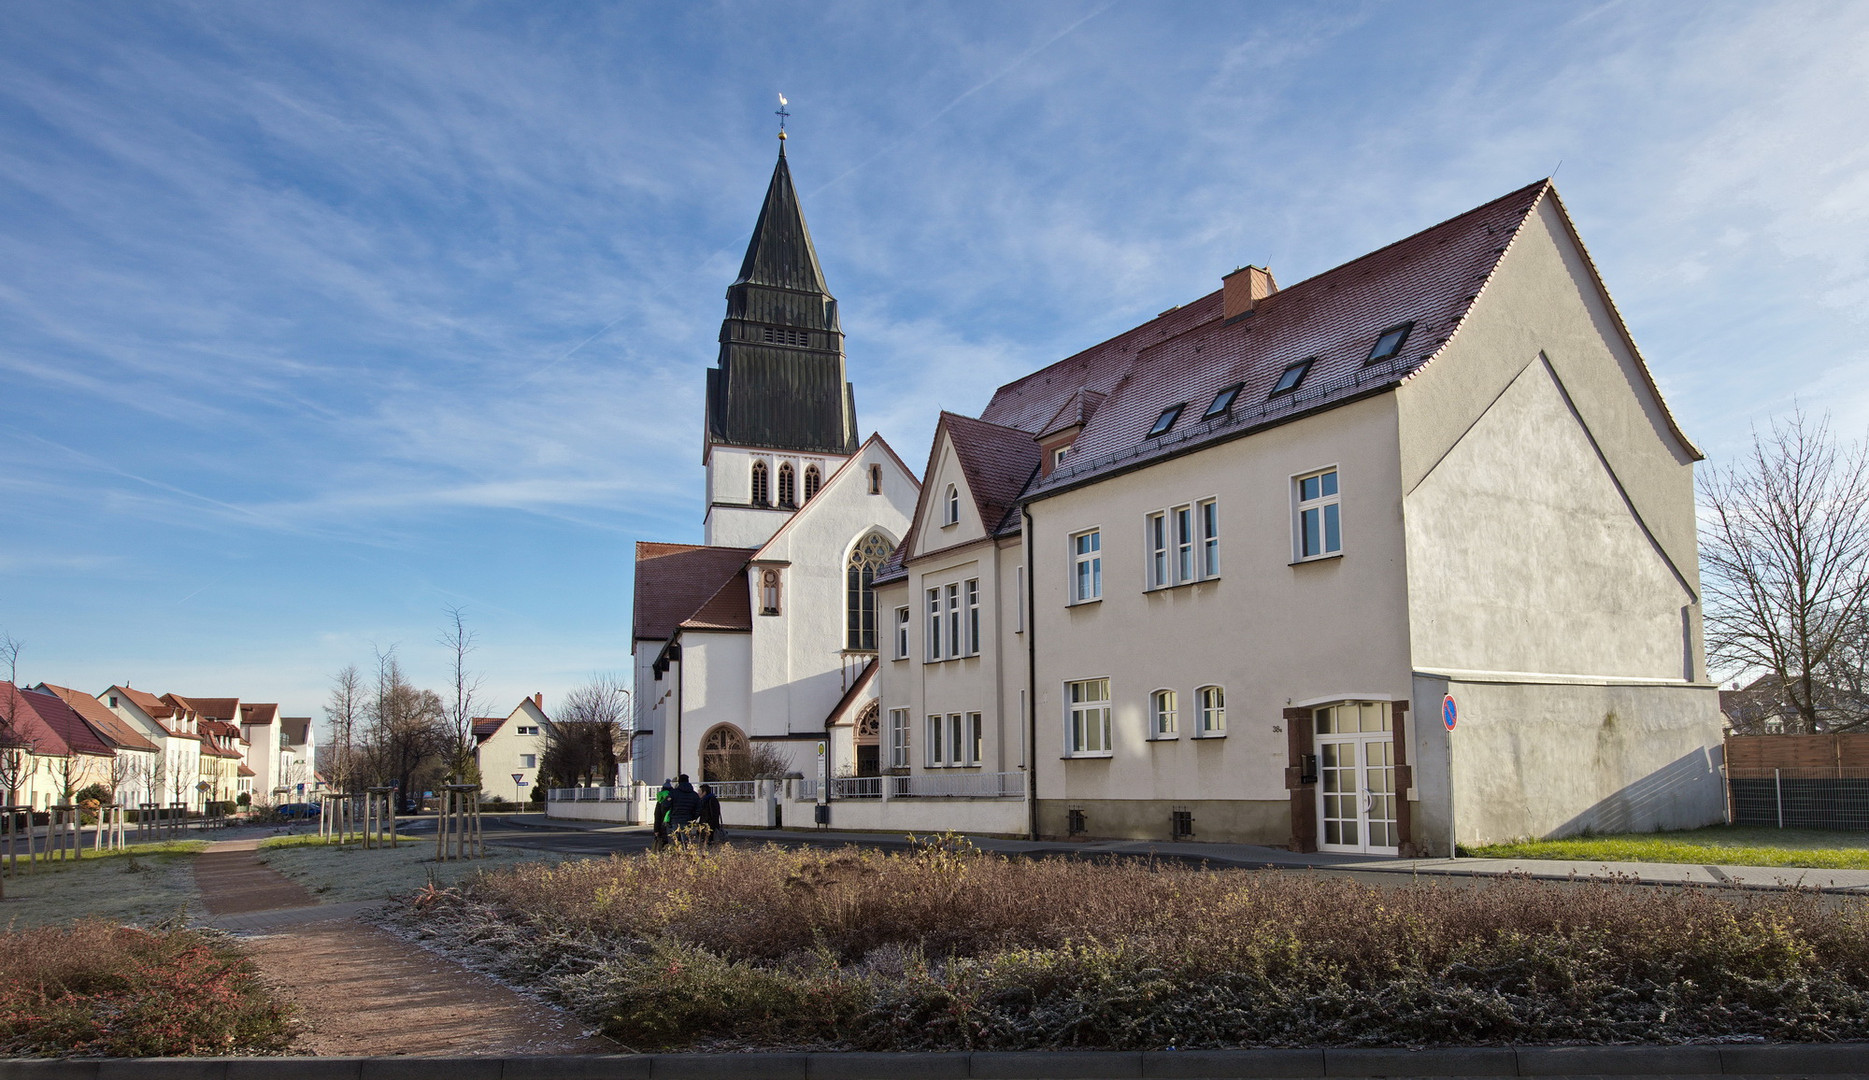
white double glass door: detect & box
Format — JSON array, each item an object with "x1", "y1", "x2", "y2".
[{"x1": 1315, "y1": 701, "x2": 1398, "y2": 855}]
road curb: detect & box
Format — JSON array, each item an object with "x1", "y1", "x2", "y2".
[{"x1": 6, "y1": 1046, "x2": 1869, "y2": 1079}]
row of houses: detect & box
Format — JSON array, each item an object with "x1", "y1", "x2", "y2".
[
  {"x1": 0, "y1": 680, "x2": 317, "y2": 811},
  {"x1": 625, "y1": 144, "x2": 1729, "y2": 852}
]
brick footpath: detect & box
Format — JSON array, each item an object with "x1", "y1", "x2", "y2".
[{"x1": 4, "y1": 1045, "x2": 1869, "y2": 1080}]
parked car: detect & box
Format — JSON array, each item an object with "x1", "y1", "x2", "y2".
[{"x1": 275, "y1": 802, "x2": 321, "y2": 819}]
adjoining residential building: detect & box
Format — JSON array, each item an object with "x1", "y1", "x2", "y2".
[
  {"x1": 1, "y1": 682, "x2": 117, "y2": 808},
  {"x1": 34, "y1": 682, "x2": 161, "y2": 805},
  {"x1": 630, "y1": 141, "x2": 920, "y2": 787},
  {"x1": 879, "y1": 180, "x2": 1724, "y2": 852},
  {"x1": 100, "y1": 684, "x2": 205, "y2": 809},
  {"x1": 473, "y1": 694, "x2": 553, "y2": 803}
]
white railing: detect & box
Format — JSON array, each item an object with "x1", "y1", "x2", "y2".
[
  {"x1": 708, "y1": 780, "x2": 756, "y2": 801},
  {"x1": 891, "y1": 771, "x2": 1026, "y2": 799},
  {"x1": 547, "y1": 786, "x2": 628, "y2": 802},
  {"x1": 791, "y1": 777, "x2": 820, "y2": 801},
  {"x1": 830, "y1": 776, "x2": 882, "y2": 799}
]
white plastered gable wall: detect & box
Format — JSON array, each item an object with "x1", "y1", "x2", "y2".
[
  {"x1": 479, "y1": 698, "x2": 553, "y2": 802},
  {"x1": 914, "y1": 431, "x2": 991, "y2": 555},
  {"x1": 705, "y1": 443, "x2": 852, "y2": 548},
  {"x1": 1396, "y1": 192, "x2": 1725, "y2": 846},
  {"x1": 663, "y1": 436, "x2": 918, "y2": 783}
]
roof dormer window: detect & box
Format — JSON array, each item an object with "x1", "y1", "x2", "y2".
[
  {"x1": 1271, "y1": 358, "x2": 1314, "y2": 396},
  {"x1": 1147, "y1": 404, "x2": 1185, "y2": 439},
  {"x1": 1203, "y1": 384, "x2": 1243, "y2": 419},
  {"x1": 1365, "y1": 322, "x2": 1414, "y2": 363}
]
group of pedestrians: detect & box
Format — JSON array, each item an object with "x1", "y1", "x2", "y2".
[{"x1": 650, "y1": 773, "x2": 724, "y2": 849}]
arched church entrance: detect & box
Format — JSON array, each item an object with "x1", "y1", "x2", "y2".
[
  {"x1": 700, "y1": 723, "x2": 750, "y2": 782},
  {"x1": 854, "y1": 701, "x2": 880, "y2": 777}
]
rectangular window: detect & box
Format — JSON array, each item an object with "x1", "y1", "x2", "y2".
[
  {"x1": 949, "y1": 714, "x2": 964, "y2": 766},
  {"x1": 520, "y1": 754, "x2": 537, "y2": 769},
  {"x1": 964, "y1": 579, "x2": 980, "y2": 655},
  {"x1": 1015, "y1": 566, "x2": 1026, "y2": 633},
  {"x1": 945, "y1": 583, "x2": 961, "y2": 658},
  {"x1": 1151, "y1": 689, "x2": 1177, "y2": 738},
  {"x1": 927, "y1": 715, "x2": 945, "y2": 766},
  {"x1": 1066, "y1": 678, "x2": 1112, "y2": 756},
  {"x1": 890, "y1": 709, "x2": 911, "y2": 769},
  {"x1": 1174, "y1": 505, "x2": 1195, "y2": 583},
  {"x1": 1198, "y1": 686, "x2": 1226, "y2": 736},
  {"x1": 1072, "y1": 530, "x2": 1102, "y2": 603},
  {"x1": 895, "y1": 606, "x2": 910, "y2": 660},
  {"x1": 1296, "y1": 469, "x2": 1342, "y2": 559},
  {"x1": 1199, "y1": 499, "x2": 1220, "y2": 577},
  {"x1": 969, "y1": 712, "x2": 983, "y2": 765},
  {"x1": 926, "y1": 588, "x2": 943, "y2": 660},
  {"x1": 1146, "y1": 512, "x2": 1169, "y2": 588}
]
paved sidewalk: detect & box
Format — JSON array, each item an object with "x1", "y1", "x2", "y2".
[{"x1": 506, "y1": 813, "x2": 1869, "y2": 893}]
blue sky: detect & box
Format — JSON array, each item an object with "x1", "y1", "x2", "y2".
[{"x1": 1, "y1": 2, "x2": 1865, "y2": 728}]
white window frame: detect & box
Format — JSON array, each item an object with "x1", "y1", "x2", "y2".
[
  {"x1": 1198, "y1": 498, "x2": 1220, "y2": 578},
  {"x1": 889, "y1": 709, "x2": 911, "y2": 769},
  {"x1": 944, "y1": 484, "x2": 961, "y2": 526},
  {"x1": 925, "y1": 588, "x2": 943, "y2": 661},
  {"x1": 968, "y1": 712, "x2": 983, "y2": 765},
  {"x1": 1196, "y1": 685, "x2": 1226, "y2": 737},
  {"x1": 1065, "y1": 677, "x2": 1113, "y2": 757},
  {"x1": 520, "y1": 754, "x2": 537, "y2": 769},
  {"x1": 1150, "y1": 689, "x2": 1178, "y2": 739},
  {"x1": 1174, "y1": 505, "x2": 1196, "y2": 583},
  {"x1": 1294, "y1": 467, "x2": 1342, "y2": 561},
  {"x1": 1146, "y1": 511, "x2": 1170, "y2": 589},
  {"x1": 1015, "y1": 565, "x2": 1026, "y2": 633},
  {"x1": 964, "y1": 579, "x2": 980, "y2": 655},
  {"x1": 948, "y1": 713, "x2": 965, "y2": 766},
  {"x1": 926, "y1": 714, "x2": 945, "y2": 767},
  {"x1": 894, "y1": 605, "x2": 910, "y2": 660},
  {"x1": 945, "y1": 583, "x2": 962, "y2": 657},
  {"x1": 1070, "y1": 529, "x2": 1102, "y2": 604}
]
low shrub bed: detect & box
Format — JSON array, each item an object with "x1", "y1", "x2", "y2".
[
  {"x1": 0, "y1": 920, "x2": 294, "y2": 1056},
  {"x1": 386, "y1": 835, "x2": 1869, "y2": 1051}
]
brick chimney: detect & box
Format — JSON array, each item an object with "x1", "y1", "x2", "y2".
[
  {"x1": 533, "y1": 692, "x2": 543, "y2": 709},
  {"x1": 1222, "y1": 265, "x2": 1277, "y2": 320}
]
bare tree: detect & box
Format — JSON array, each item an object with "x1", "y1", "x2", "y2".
[
  {"x1": 324, "y1": 664, "x2": 363, "y2": 792},
  {"x1": 1701, "y1": 409, "x2": 1869, "y2": 732},
  {"x1": 168, "y1": 750, "x2": 195, "y2": 809},
  {"x1": 1, "y1": 638, "x2": 38, "y2": 809},
  {"x1": 541, "y1": 675, "x2": 629, "y2": 788},
  {"x1": 438, "y1": 606, "x2": 484, "y2": 784},
  {"x1": 356, "y1": 647, "x2": 448, "y2": 802}
]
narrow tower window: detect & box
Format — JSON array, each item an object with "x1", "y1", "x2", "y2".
[
  {"x1": 803, "y1": 465, "x2": 822, "y2": 501},
  {"x1": 869, "y1": 464, "x2": 882, "y2": 494},
  {"x1": 778, "y1": 463, "x2": 797, "y2": 508},
  {"x1": 751, "y1": 460, "x2": 771, "y2": 507}
]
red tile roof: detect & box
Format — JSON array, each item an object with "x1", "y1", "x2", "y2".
[
  {"x1": 633, "y1": 542, "x2": 757, "y2": 642},
  {"x1": 2, "y1": 681, "x2": 72, "y2": 756},
  {"x1": 979, "y1": 180, "x2": 1576, "y2": 498},
  {"x1": 111, "y1": 684, "x2": 173, "y2": 719},
  {"x1": 240, "y1": 703, "x2": 280, "y2": 726},
  {"x1": 237, "y1": 764, "x2": 256, "y2": 777},
  {"x1": 37, "y1": 683, "x2": 160, "y2": 753},
  {"x1": 943, "y1": 412, "x2": 1044, "y2": 537},
  {"x1": 172, "y1": 695, "x2": 240, "y2": 723},
  {"x1": 6, "y1": 683, "x2": 115, "y2": 757},
  {"x1": 681, "y1": 569, "x2": 753, "y2": 632},
  {"x1": 280, "y1": 717, "x2": 312, "y2": 745},
  {"x1": 472, "y1": 717, "x2": 505, "y2": 741}
]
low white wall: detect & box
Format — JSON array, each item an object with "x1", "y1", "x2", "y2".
[
  {"x1": 548, "y1": 783, "x2": 1029, "y2": 837},
  {"x1": 546, "y1": 799, "x2": 638, "y2": 823}
]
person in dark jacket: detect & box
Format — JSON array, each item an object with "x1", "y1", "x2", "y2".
[
  {"x1": 698, "y1": 783, "x2": 723, "y2": 845},
  {"x1": 665, "y1": 774, "x2": 703, "y2": 839},
  {"x1": 651, "y1": 780, "x2": 672, "y2": 850}
]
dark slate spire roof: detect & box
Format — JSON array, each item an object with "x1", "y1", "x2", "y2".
[{"x1": 705, "y1": 146, "x2": 860, "y2": 459}]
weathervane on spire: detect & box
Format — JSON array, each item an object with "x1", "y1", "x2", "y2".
[{"x1": 776, "y1": 93, "x2": 790, "y2": 142}]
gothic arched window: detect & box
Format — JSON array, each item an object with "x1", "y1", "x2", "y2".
[
  {"x1": 845, "y1": 532, "x2": 894, "y2": 651},
  {"x1": 700, "y1": 723, "x2": 750, "y2": 781},
  {"x1": 751, "y1": 460, "x2": 770, "y2": 507},
  {"x1": 778, "y1": 463, "x2": 797, "y2": 508},
  {"x1": 803, "y1": 465, "x2": 822, "y2": 502}
]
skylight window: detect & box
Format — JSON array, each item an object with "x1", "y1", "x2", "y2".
[
  {"x1": 1271, "y1": 358, "x2": 1314, "y2": 396},
  {"x1": 1147, "y1": 404, "x2": 1185, "y2": 439},
  {"x1": 1203, "y1": 384, "x2": 1243, "y2": 419},
  {"x1": 1366, "y1": 322, "x2": 1414, "y2": 363}
]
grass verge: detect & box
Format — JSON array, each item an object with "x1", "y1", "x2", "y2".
[
  {"x1": 258, "y1": 838, "x2": 563, "y2": 904},
  {"x1": 1465, "y1": 825, "x2": 1869, "y2": 869},
  {"x1": 1, "y1": 845, "x2": 204, "y2": 928},
  {"x1": 0, "y1": 919, "x2": 294, "y2": 1056},
  {"x1": 385, "y1": 835, "x2": 1869, "y2": 1051}
]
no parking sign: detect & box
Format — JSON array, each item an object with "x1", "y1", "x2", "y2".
[{"x1": 1442, "y1": 694, "x2": 1458, "y2": 731}]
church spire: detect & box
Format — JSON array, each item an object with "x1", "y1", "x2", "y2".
[{"x1": 704, "y1": 136, "x2": 859, "y2": 460}]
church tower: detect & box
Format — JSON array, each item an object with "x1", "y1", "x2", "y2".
[{"x1": 703, "y1": 142, "x2": 860, "y2": 547}]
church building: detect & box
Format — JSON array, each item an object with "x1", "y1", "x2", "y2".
[{"x1": 630, "y1": 139, "x2": 919, "y2": 787}]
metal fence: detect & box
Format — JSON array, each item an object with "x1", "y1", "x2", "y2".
[
  {"x1": 708, "y1": 780, "x2": 756, "y2": 801},
  {"x1": 892, "y1": 771, "x2": 1025, "y2": 799},
  {"x1": 547, "y1": 786, "x2": 630, "y2": 802},
  {"x1": 1728, "y1": 768, "x2": 1869, "y2": 830}
]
